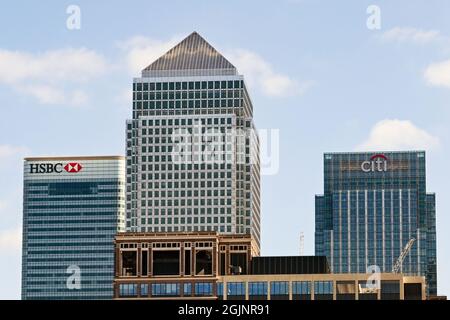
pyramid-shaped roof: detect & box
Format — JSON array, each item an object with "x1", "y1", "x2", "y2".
[{"x1": 142, "y1": 32, "x2": 237, "y2": 77}]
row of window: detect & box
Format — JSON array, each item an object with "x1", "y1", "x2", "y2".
[
  {"x1": 140, "y1": 186, "x2": 234, "y2": 195},
  {"x1": 133, "y1": 80, "x2": 243, "y2": 91},
  {"x1": 27, "y1": 204, "x2": 122, "y2": 210},
  {"x1": 139, "y1": 207, "x2": 234, "y2": 215},
  {"x1": 332, "y1": 204, "x2": 419, "y2": 211},
  {"x1": 27, "y1": 196, "x2": 123, "y2": 202},
  {"x1": 127, "y1": 156, "x2": 248, "y2": 164},
  {"x1": 140, "y1": 191, "x2": 233, "y2": 199},
  {"x1": 119, "y1": 282, "x2": 214, "y2": 297},
  {"x1": 27, "y1": 210, "x2": 123, "y2": 217},
  {"x1": 141, "y1": 217, "x2": 233, "y2": 224},
  {"x1": 135, "y1": 88, "x2": 242, "y2": 98},
  {"x1": 118, "y1": 281, "x2": 323, "y2": 298},
  {"x1": 134, "y1": 91, "x2": 242, "y2": 101},
  {"x1": 139, "y1": 199, "x2": 233, "y2": 208},
  {"x1": 135, "y1": 225, "x2": 236, "y2": 233},
  {"x1": 138, "y1": 117, "x2": 234, "y2": 127},
  {"x1": 134, "y1": 175, "x2": 234, "y2": 183},
  {"x1": 131, "y1": 110, "x2": 249, "y2": 119},
  {"x1": 138, "y1": 145, "x2": 235, "y2": 153},
  {"x1": 134, "y1": 99, "x2": 241, "y2": 110},
  {"x1": 27, "y1": 218, "x2": 120, "y2": 225},
  {"x1": 128, "y1": 162, "x2": 235, "y2": 170},
  {"x1": 28, "y1": 226, "x2": 117, "y2": 232}
]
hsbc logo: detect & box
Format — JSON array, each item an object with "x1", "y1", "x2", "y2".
[
  {"x1": 30, "y1": 162, "x2": 83, "y2": 174},
  {"x1": 361, "y1": 154, "x2": 388, "y2": 173},
  {"x1": 64, "y1": 163, "x2": 83, "y2": 173}
]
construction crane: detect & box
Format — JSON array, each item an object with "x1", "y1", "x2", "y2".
[
  {"x1": 392, "y1": 238, "x2": 415, "y2": 273},
  {"x1": 299, "y1": 232, "x2": 304, "y2": 256}
]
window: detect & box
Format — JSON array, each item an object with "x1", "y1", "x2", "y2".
[
  {"x1": 270, "y1": 281, "x2": 288, "y2": 294},
  {"x1": 195, "y1": 282, "x2": 213, "y2": 296},
  {"x1": 314, "y1": 281, "x2": 333, "y2": 300},
  {"x1": 121, "y1": 251, "x2": 137, "y2": 276},
  {"x1": 336, "y1": 281, "x2": 355, "y2": 300},
  {"x1": 270, "y1": 282, "x2": 289, "y2": 300},
  {"x1": 140, "y1": 284, "x2": 149, "y2": 296},
  {"x1": 183, "y1": 283, "x2": 192, "y2": 296},
  {"x1": 119, "y1": 283, "x2": 137, "y2": 297},
  {"x1": 217, "y1": 283, "x2": 224, "y2": 299},
  {"x1": 229, "y1": 253, "x2": 247, "y2": 275},
  {"x1": 381, "y1": 281, "x2": 400, "y2": 300},
  {"x1": 151, "y1": 283, "x2": 180, "y2": 296},
  {"x1": 358, "y1": 280, "x2": 378, "y2": 300},
  {"x1": 141, "y1": 250, "x2": 148, "y2": 276},
  {"x1": 248, "y1": 282, "x2": 267, "y2": 300},
  {"x1": 227, "y1": 282, "x2": 245, "y2": 298},
  {"x1": 195, "y1": 250, "x2": 212, "y2": 275},
  {"x1": 404, "y1": 283, "x2": 422, "y2": 300},
  {"x1": 153, "y1": 250, "x2": 180, "y2": 275},
  {"x1": 184, "y1": 250, "x2": 191, "y2": 276},
  {"x1": 292, "y1": 281, "x2": 311, "y2": 300}
]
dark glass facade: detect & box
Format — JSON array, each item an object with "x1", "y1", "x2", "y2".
[
  {"x1": 251, "y1": 256, "x2": 330, "y2": 275},
  {"x1": 22, "y1": 157, "x2": 125, "y2": 299},
  {"x1": 315, "y1": 151, "x2": 437, "y2": 296}
]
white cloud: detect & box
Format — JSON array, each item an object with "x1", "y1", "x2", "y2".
[
  {"x1": 0, "y1": 145, "x2": 28, "y2": 160},
  {"x1": 357, "y1": 119, "x2": 440, "y2": 151},
  {"x1": 226, "y1": 49, "x2": 313, "y2": 97},
  {"x1": 114, "y1": 88, "x2": 132, "y2": 108},
  {"x1": 0, "y1": 48, "x2": 107, "y2": 84},
  {"x1": 381, "y1": 27, "x2": 441, "y2": 44},
  {"x1": 0, "y1": 48, "x2": 107, "y2": 105},
  {"x1": 19, "y1": 84, "x2": 66, "y2": 105},
  {"x1": 0, "y1": 200, "x2": 6, "y2": 212},
  {"x1": 380, "y1": 27, "x2": 450, "y2": 90},
  {"x1": 118, "y1": 35, "x2": 182, "y2": 75},
  {"x1": 16, "y1": 85, "x2": 89, "y2": 106},
  {"x1": 424, "y1": 59, "x2": 450, "y2": 88},
  {"x1": 0, "y1": 227, "x2": 21, "y2": 253}
]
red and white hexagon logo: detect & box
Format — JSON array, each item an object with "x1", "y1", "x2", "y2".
[{"x1": 64, "y1": 163, "x2": 83, "y2": 173}]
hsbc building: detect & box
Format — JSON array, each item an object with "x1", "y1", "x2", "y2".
[
  {"x1": 22, "y1": 156, "x2": 125, "y2": 299},
  {"x1": 315, "y1": 151, "x2": 437, "y2": 296}
]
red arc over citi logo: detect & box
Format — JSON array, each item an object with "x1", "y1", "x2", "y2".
[
  {"x1": 361, "y1": 154, "x2": 388, "y2": 172},
  {"x1": 64, "y1": 163, "x2": 83, "y2": 173}
]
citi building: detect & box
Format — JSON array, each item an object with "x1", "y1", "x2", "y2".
[
  {"x1": 22, "y1": 156, "x2": 125, "y2": 299},
  {"x1": 315, "y1": 151, "x2": 437, "y2": 295}
]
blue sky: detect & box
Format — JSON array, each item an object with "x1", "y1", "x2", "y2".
[{"x1": 1, "y1": 0, "x2": 449, "y2": 299}]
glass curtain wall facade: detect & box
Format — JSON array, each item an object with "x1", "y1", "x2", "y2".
[
  {"x1": 22, "y1": 156, "x2": 125, "y2": 299},
  {"x1": 315, "y1": 151, "x2": 437, "y2": 295},
  {"x1": 126, "y1": 32, "x2": 261, "y2": 252}
]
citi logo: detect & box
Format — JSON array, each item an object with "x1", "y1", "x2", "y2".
[
  {"x1": 30, "y1": 162, "x2": 83, "y2": 174},
  {"x1": 361, "y1": 154, "x2": 388, "y2": 172},
  {"x1": 64, "y1": 163, "x2": 83, "y2": 173}
]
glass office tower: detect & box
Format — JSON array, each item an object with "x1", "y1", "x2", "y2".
[
  {"x1": 126, "y1": 32, "x2": 261, "y2": 253},
  {"x1": 315, "y1": 151, "x2": 437, "y2": 296},
  {"x1": 22, "y1": 156, "x2": 125, "y2": 299}
]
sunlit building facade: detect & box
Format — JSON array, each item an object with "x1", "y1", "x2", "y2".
[
  {"x1": 113, "y1": 232, "x2": 426, "y2": 300},
  {"x1": 125, "y1": 32, "x2": 261, "y2": 252}
]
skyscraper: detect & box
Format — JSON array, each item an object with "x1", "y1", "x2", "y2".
[
  {"x1": 22, "y1": 156, "x2": 125, "y2": 299},
  {"x1": 126, "y1": 32, "x2": 261, "y2": 253},
  {"x1": 315, "y1": 151, "x2": 437, "y2": 295}
]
